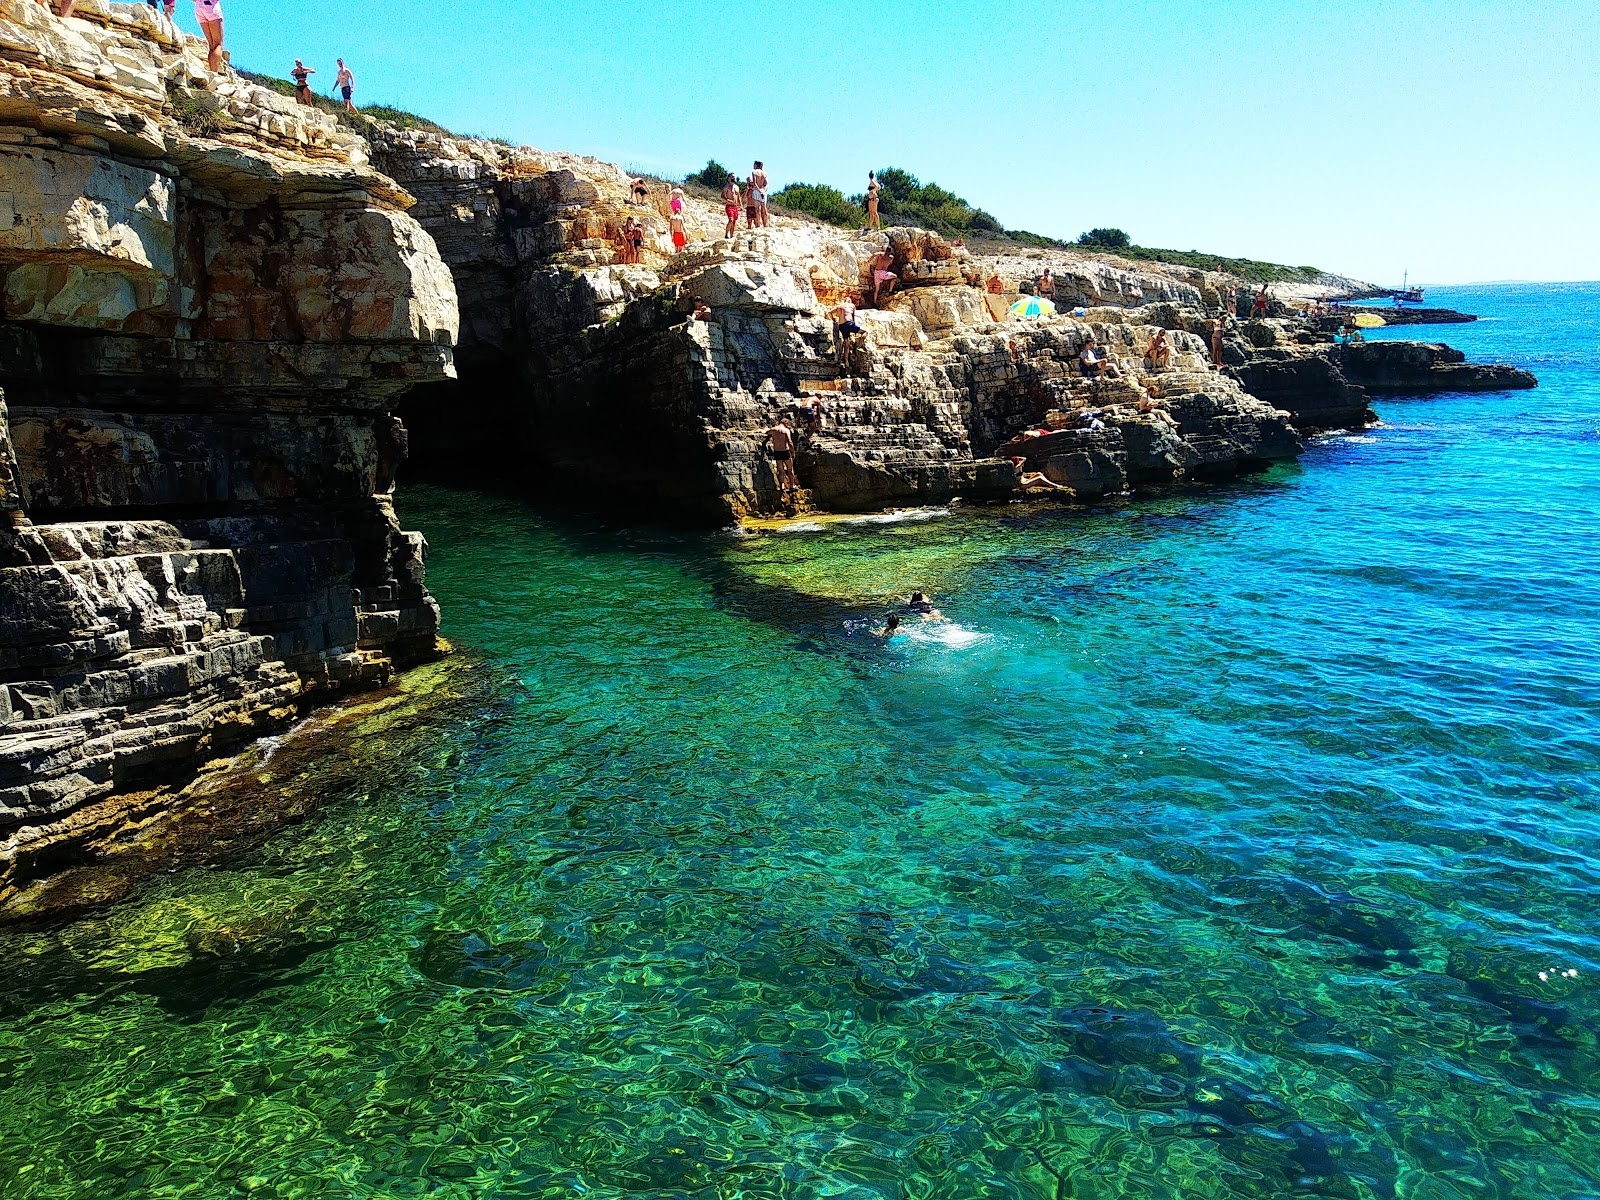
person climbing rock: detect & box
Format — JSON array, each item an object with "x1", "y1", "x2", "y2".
[
  {"x1": 870, "y1": 250, "x2": 897, "y2": 307},
  {"x1": 194, "y1": 0, "x2": 224, "y2": 70},
  {"x1": 291, "y1": 60, "x2": 315, "y2": 105},
  {"x1": 833, "y1": 295, "x2": 864, "y2": 364},
  {"x1": 721, "y1": 176, "x2": 741, "y2": 239},
  {"x1": 765, "y1": 416, "x2": 799, "y2": 493},
  {"x1": 335, "y1": 59, "x2": 356, "y2": 111}
]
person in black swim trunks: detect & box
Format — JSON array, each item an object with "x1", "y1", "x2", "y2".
[{"x1": 765, "y1": 416, "x2": 798, "y2": 493}]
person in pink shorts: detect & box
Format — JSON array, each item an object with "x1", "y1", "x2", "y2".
[{"x1": 193, "y1": 0, "x2": 225, "y2": 71}]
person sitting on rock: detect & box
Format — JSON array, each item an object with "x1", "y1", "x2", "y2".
[
  {"x1": 1007, "y1": 455, "x2": 1073, "y2": 493},
  {"x1": 721, "y1": 176, "x2": 742, "y2": 239},
  {"x1": 806, "y1": 399, "x2": 826, "y2": 437},
  {"x1": 691, "y1": 299, "x2": 713, "y2": 322},
  {"x1": 291, "y1": 60, "x2": 315, "y2": 105},
  {"x1": 870, "y1": 251, "x2": 898, "y2": 307},
  {"x1": 1078, "y1": 337, "x2": 1116, "y2": 378},
  {"x1": 1145, "y1": 329, "x2": 1171, "y2": 371},
  {"x1": 986, "y1": 272, "x2": 1005, "y2": 295}
]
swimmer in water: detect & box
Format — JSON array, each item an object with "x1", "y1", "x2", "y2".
[
  {"x1": 874, "y1": 613, "x2": 901, "y2": 638},
  {"x1": 905, "y1": 591, "x2": 944, "y2": 621}
]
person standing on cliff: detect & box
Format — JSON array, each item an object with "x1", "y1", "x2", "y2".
[
  {"x1": 721, "y1": 176, "x2": 742, "y2": 240},
  {"x1": 1211, "y1": 316, "x2": 1227, "y2": 368},
  {"x1": 193, "y1": 0, "x2": 224, "y2": 71},
  {"x1": 668, "y1": 187, "x2": 687, "y2": 253},
  {"x1": 1252, "y1": 284, "x2": 1270, "y2": 318},
  {"x1": 1037, "y1": 271, "x2": 1056, "y2": 300},
  {"x1": 765, "y1": 416, "x2": 799, "y2": 495},
  {"x1": 291, "y1": 60, "x2": 315, "y2": 105},
  {"x1": 334, "y1": 59, "x2": 356, "y2": 111},
  {"x1": 750, "y1": 162, "x2": 769, "y2": 228},
  {"x1": 866, "y1": 172, "x2": 881, "y2": 231}
]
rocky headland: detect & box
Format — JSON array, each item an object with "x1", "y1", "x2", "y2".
[{"x1": 0, "y1": 3, "x2": 1538, "y2": 913}]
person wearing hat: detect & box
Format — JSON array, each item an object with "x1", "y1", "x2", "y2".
[{"x1": 669, "y1": 187, "x2": 687, "y2": 253}]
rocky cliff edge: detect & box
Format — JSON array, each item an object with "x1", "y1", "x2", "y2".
[{"x1": 0, "y1": 0, "x2": 459, "y2": 910}]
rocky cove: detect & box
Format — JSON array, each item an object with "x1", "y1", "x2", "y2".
[{"x1": 0, "y1": 5, "x2": 1537, "y2": 914}]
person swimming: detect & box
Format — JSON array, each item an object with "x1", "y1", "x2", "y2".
[
  {"x1": 905, "y1": 591, "x2": 944, "y2": 620},
  {"x1": 874, "y1": 613, "x2": 901, "y2": 638}
]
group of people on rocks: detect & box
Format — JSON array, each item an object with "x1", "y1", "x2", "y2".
[
  {"x1": 718, "y1": 162, "x2": 770, "y2": 238},
  {"x1": 34, "y1": 0, "x2": 361, "y2": 106},
  {"x1": 289, "y1": 58, "x2": 358, "y2": 110}
]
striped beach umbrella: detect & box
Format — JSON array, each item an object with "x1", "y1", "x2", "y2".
[{"x1": 1009, "y1": 296, "x2": 1057, "y2": 318}]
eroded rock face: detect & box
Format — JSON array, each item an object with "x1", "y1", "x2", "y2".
[
  {"x1": 0, "y1": 0, "x2": 458, "y2": 909},
  {"x1": 370, "y1": 130, "x2": 1301, "y2": 519}
]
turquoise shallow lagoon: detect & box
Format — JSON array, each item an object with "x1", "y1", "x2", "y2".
[{"x1": 1, "y1": 283, "x2": 1597, "y2": 1199}]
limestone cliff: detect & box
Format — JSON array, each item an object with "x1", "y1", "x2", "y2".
[
  {"x1": 369, "y1": 131, "x2": 1302, "y2": 520},
  {"x1": 0, "y1": 0, "x2": 458, "y2": 906}
]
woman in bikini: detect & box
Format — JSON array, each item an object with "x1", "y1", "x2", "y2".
[{"x1": 290, "y1": 60, "x2": 315, "y2": 105}]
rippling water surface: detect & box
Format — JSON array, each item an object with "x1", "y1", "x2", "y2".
[{"x1": 2, "y1": 283, "x2": 1598, "y2": 1199}]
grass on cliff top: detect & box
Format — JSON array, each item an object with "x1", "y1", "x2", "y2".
[
  {"x1": 234, "y1": 69, "x2": 453, "y2": 135},
  {"x1": 747, "y1": 163, "x2": 1323, "y2": 282}
]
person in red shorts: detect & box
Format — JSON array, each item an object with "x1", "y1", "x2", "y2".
[{"x1": 721, "y1": 176, "x2": 742, "y2": 240}]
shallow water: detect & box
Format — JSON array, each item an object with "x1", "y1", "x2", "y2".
[{"x1": 2, "y1": 283, "x2": 1598, "y2": 1199}]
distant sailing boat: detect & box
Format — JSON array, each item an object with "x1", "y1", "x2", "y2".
[{"x1": 1392, "y1": 270, "x2": 1424, "y2": 305}]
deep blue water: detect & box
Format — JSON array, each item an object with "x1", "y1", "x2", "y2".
[{"x1": 0, "y1": 282, "x2": 1595, "y2": 1199}]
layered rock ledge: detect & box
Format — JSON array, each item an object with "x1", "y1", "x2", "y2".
[
  {"x1": 0, "y1": 0, "x2": 458, "y2": 908},
  {"x1": 367, "y1": 132, "x2": 1301, "y2": 519}
]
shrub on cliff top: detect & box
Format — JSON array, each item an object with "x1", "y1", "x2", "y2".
[
  {"x1": 685, "y1": 160, "x2": 735, "y2": 189},
  {"x1": 850, "y1": 168, "x2": 1003, "y2": 237},
  {"x1": 1077, "y1": 227, "x2": 1131, "y2": 249},
  {"x1": 770, "y1": 183, "x2": 864, "y2": 229}
]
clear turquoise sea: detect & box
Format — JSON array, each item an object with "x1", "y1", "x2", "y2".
[{"x1": 1, "y1": 283, "x2": 1597, "y2": 1199}]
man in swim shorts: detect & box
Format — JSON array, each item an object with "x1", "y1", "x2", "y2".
[
  {"x1": 721, "y1": 176, "x2": 741, "y2": 239},
  {"x1": 765, "y1": 416, "x2": 798, "y2": 493},
  {"x1": 335, "y1": 59, "x2": 355, "y2": 111}
]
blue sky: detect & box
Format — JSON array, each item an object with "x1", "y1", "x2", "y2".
[{"x1": 222, "y1": 0, "x2": 1598, "y2": 286}]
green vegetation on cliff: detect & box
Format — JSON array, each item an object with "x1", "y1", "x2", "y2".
[{"x1": 767, "y1": 166, "x2": 1322, "y2": 281}]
